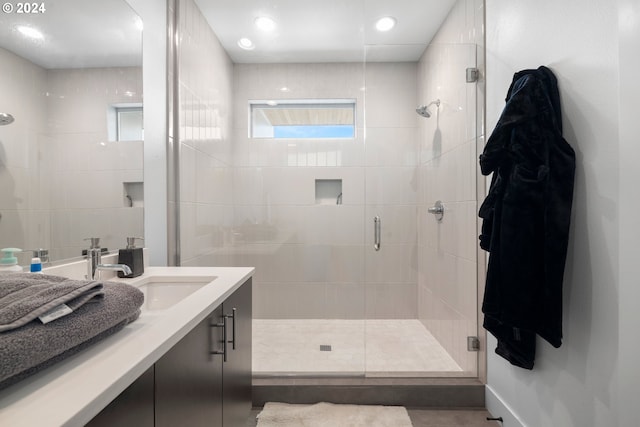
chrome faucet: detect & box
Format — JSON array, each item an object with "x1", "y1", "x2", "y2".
[
  {"x1": 85, "y1": 237, "x2": 102, "y2": 280},
  {"x1": 95, "y1": 263, "x2": 132, "y2": 279},
  {"x1": 84, "y1": 237, "x2": 132, "y2": 280}
]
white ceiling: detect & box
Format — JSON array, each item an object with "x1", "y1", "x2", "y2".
[
  {"x1": 0, "y1": 0, "x2": 455, "y2": 69},
  {"x1": 0, "y1": 0, "x2": 141, "y2": 69},
  {"x1": 194, "y1": 0, "x2": 457, "y2": 63}
]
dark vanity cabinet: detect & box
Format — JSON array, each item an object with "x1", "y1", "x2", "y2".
[
  {"x1": 88, "y1": 278, "x2": 252, "y2": 427},
  {"x1": 155, "y1": 305, "x2": 225, "y2": 426},
  {"x1": 156, "y1": 278, "x2": 252, "y2": 427},
  {"x1": 219, "y1": 278, "x2": 253, "y2": 427},
  {"x1": 86, "y1": 367, "x2": 155, "y2": 427}
]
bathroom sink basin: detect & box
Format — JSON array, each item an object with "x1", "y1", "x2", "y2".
[{"x1": 135, "y1": 276, "x2": 216, "y2": 311}]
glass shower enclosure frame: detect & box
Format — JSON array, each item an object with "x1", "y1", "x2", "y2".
[{"x1": 170, "y1": 0, "x2": 483, "y2": 379}]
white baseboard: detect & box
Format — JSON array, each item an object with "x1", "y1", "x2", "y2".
[{"x1": 485, "y1": 385, "x2": 526, "y2": 427}]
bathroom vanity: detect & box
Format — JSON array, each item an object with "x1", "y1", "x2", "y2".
[
  {"x1": 0, "y1": 265, "x2": 254, "y2": 427},
  {"x1": 89, "y1": 275, "x2": 252, "y2": 427}
]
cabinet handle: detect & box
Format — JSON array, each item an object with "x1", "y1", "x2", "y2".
[
  {"x1": 210, "y1": 315, "x2": 227, "y2": 362},
  {"x1": 374, "y1": 216, "x2": 381, "y2": 251},
  {"x1": 227, "y1": 308, "x2": 237, "y2": 350}
]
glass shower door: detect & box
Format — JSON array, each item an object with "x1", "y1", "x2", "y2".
[
  {"x1": 236, "y1": 61, "x2": 369, "y2": 377},
  {"x1": 363, "y1": 43, "x2": 480, "y2": 377}
]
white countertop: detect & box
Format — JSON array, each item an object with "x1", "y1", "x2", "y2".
[{"x1": 0, "y1": 266, "x2": 254, "y2": 427}]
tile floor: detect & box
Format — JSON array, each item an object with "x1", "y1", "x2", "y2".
[
  {"x1": 253, "y1": 319, "x2": 463, "y2": 376},
  {"x1": 407, "y1": 409, "x2": 501, "y2": 426},
  {"x1": 246, "y1": 408, "x2": 501, "y2": 426}
]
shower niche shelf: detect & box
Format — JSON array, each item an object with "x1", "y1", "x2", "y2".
[
  {"x1": 123, "y1": 182, "x2": 144, "y2": 207},
  {"x1": 315, "y1": 179, "x2": 342, "y2": 205}
]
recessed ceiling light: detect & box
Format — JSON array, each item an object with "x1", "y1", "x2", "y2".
[
  {"x1": 375, "y1": 16, "x2": 396, "y2": 32},
  {"x1": 237, "y1": 37, "x2": 255, "y2": 50},
  {"x1": 17, "y1": 25, "x2": 44, "y2": 40},
  {"x1": 255, "y1": 16, "x2": 276, "y2": 31}
]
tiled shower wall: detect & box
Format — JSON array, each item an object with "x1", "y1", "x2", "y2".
[
  {"x1": 0, "y1": 46, "x2": 142, "y2": 261},
  {"x1": 172, "y1": 2, "x2": 484, "y2": 371},
  {"x1": 46, "y1": 67, "x2": 143, "y2": 260},
  {"x1": 416, "y1": 0, "x2": 484, "y2": 373},
  {"x1": 170, "y1": 3, "x2": 422, "y2": 321},
  {"x1": 232, "y1": 62, "x2": 368, "y2": 319},
  {"x1": 174, "y1": 0, "x2": 235, "y2": 267},
  {"x1": 0, "y1": 47, "x2": 47, "y2": 259},
  {"x1": 364, "y1": 63, "x2": 420, "y2": 319},
  {"x1": 231, "y1": 63, "x2": 419, "y2": 319}
]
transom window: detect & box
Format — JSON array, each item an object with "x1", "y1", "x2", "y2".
[
  {"x1": 117, "y1": 107, "x2": 144, "y2": 141},
  {"x1": 250, "y1": 99, "x2": 356, "y2": 139},
  {"x1": 107, "y1": 104, "x2": 143, "y2": 142}
]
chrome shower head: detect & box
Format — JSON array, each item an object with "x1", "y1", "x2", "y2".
[
  {"x1": 415, "y1": 99, "x2": 441, "y2": 118},
  {"x1": 415, "y1": 105, "x2": 432, "y2": 118},
  {"x1": 0, "y1": 113, "x2": 15, "y2": 126}
]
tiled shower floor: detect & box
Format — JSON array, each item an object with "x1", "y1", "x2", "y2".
[{"x1": 253, "y1": 319, "x2": 462, "y2": 376}]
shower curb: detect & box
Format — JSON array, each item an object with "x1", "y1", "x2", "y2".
[{"x1": 252, "y1": 377, "x2": 485, "y2": 408}]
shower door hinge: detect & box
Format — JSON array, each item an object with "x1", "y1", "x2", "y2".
[
  {"x1": 466, "y1": 67, "x2": 480, "y2": 83},
  {"x1": 467, "y1": 336, "x2": 480, "y2": 352}
]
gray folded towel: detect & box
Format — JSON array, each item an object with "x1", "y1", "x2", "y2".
[
  {"x1": 0, "y1": 280, "x2": 144, "y2": 390},
  {"x1": 0, "y1": 273, "x2": 105, "y2": 332},
  {"x1": 0, "y1": 313, "x2": 137, "y2": 391}
]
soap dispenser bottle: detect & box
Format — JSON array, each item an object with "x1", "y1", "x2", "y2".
[
  {"x1": 0, "y1": 248, "x2": 23, "y2": 273},
  {"x1": 117, "y1": 237, "x2": 144, "y2": 278}
]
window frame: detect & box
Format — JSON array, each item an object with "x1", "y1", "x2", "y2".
[
  {"x1": 249, "y1": 99, "x2": 357, "y2": 139},
  {"x1": 116, "y1": 106, "x2": 144, "y2": 142}
]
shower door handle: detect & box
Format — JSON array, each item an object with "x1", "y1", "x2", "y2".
[{"x1": 374, "y1": 216, "x2": 381, "y2": 251}]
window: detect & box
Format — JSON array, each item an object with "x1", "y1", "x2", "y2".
[
  {"x1": 107, "y1": 104, "x2": 143, "y2": 142},
  {"x1": 250, "y1": 99, "x2": 356, "y2": 139},
  {"x1": 116, "y1": 107, "x2": 144, "y2": 141}
]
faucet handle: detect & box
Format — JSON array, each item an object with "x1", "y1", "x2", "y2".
[
  {"x1": 25, "y1": 248, "x2": 49, "y2": 264},
  {"x1": 84, "y1": 237, "x2": 101, "y2": 249}
]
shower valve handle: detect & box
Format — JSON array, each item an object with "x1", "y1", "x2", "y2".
[{"x1": 428, "y1": 201, "x2": 444, "y2": 221}]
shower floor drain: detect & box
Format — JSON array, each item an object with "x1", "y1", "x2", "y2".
[{"x1": 319, "y1": 345, "x2": 332, "y2": 351}]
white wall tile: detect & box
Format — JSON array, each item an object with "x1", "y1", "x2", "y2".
[
  {"x1": 180, "y1": 143, "x2": 197, "y2": 203},
  {"x1": 365, "y1": 283, "x2": 418, "y2": 319},
  {"x1": 365, "y1": 64, "x2": 418, "y2": 129},
  {"x1": 416, "y1": 0, "x2": 482, "y2": 371},
  {"x1": 365, "y1": 166, "x2": 418, "y2": 205},
  {"x1": 365, "y1": 243, "x2": 418, "y2": 284},
  {"x1": 365, "y1": 127, "x2": 419, "y2": 167},
  {"x1": 365, "y1": 204, "x2": 418, "y2": 245},
  {"x1": 177, "y1": 0, "x2": 235, "y2": 266},
  {"x1": 253, "y1": 282, "x2": 329, "y2": 319},
  {"x1": 327, "y1": 245, "x2": 365, "y2": 283},
  {"x1": 232, "y1": 60, "x2": 422, "y2": 321},
  {"x1": 325, "y1": 283, "x2": 366, "y2": 319},
  {"x1": 305, "y1": 205, "x2": 364, "y2": 245}
]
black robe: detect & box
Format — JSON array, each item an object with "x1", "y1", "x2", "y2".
[{"x1": 478, "y1": 66, "x2": 576, "y2": 369}]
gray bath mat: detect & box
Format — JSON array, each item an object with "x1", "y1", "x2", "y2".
[{"x1": 256, "y1": 402, "x2": 413, "y2": 427}]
